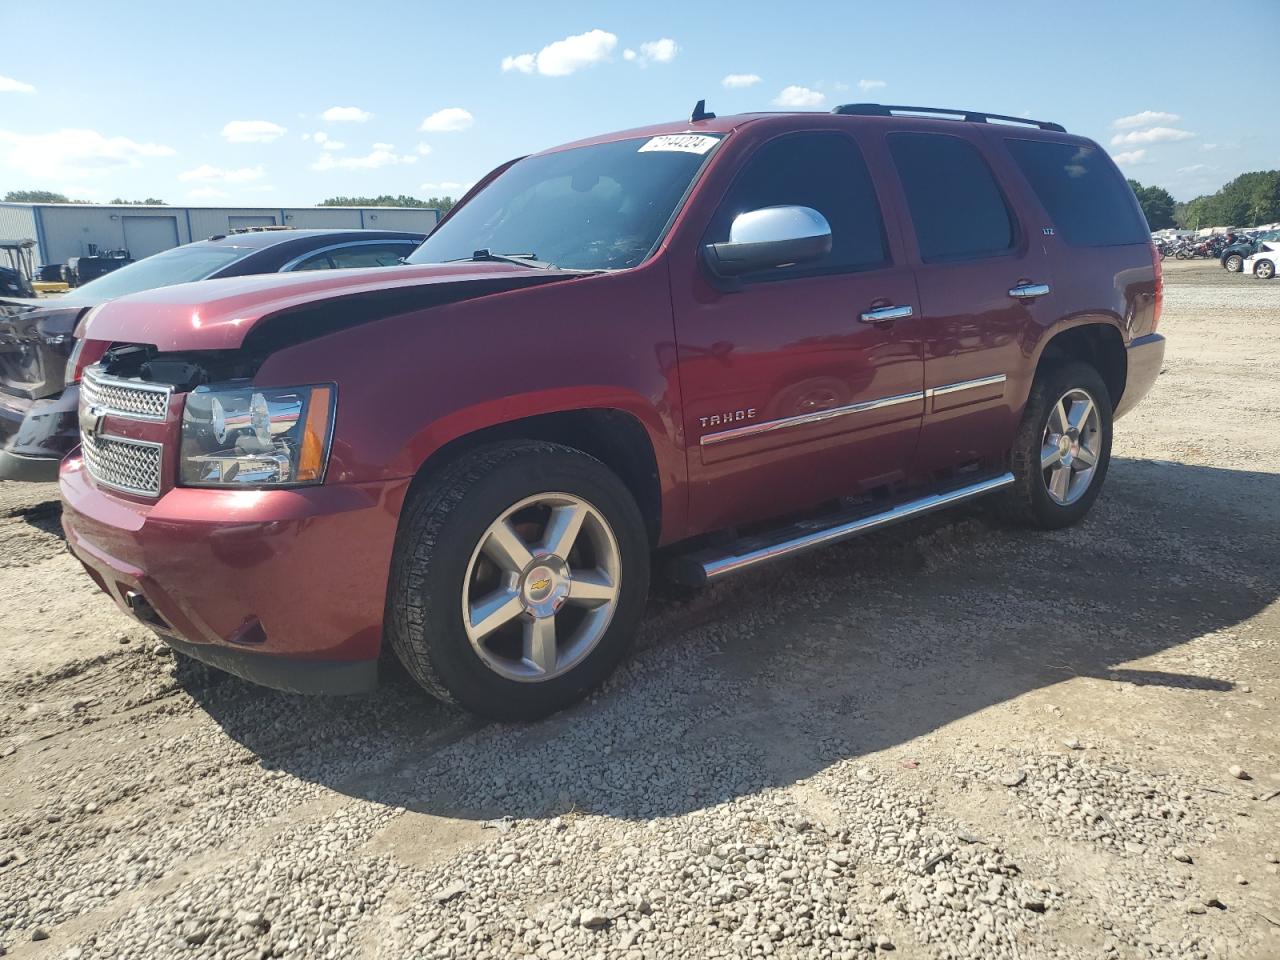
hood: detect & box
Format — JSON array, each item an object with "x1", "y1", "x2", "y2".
[{"x1": 81, "y1": 262, "x2": 584, "y2": 353}]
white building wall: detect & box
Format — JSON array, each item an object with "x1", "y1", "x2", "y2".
[
  {"x1": 2, "y1": 204, "x2": 439, "y2": 266},
  {"x1": 0, "y1": 204, "x2": 38, "y2": 245}
]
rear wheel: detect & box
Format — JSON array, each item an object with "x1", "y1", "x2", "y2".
[
  {"x1": 1255, "y1": 259, "x2": 1276, "y2": 280},
  {"x1": 1225, "y1": 254, "x2": 1243, "y2": 273},
  {"x1": 1002, "y1": 362, "x2": 1112, "y2": 529},
  {"x1": 387, "y1": 441, "x2": 650, "y2": 720}
]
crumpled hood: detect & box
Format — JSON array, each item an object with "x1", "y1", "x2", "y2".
[{"x1": 81, "y1": 262, "x2": 581, "y2": 353}]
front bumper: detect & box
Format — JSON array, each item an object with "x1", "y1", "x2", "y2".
[
  {"x1": 0, "y1": 384, "x2": 79, "y2": 482},
  {"x1": 60, "y1": 458, "x2": 410, "y2": 695},
  {"x1": 1114, "y1": 333, "x2": 1166, "y2": 420}
]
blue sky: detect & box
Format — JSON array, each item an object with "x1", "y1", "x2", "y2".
[{"x1": 1, "y1": 1, "x2": 1274, "y2": 206}]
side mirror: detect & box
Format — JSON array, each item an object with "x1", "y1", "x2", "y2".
[{"x1": 702, "y1": 205, "x2": 832, "y2": 282}]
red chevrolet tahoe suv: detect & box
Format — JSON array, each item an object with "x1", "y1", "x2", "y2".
[{"x1": 60, "y1": 103, "x2": 1165, "y2": 720}]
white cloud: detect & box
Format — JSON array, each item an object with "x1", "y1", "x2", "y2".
[
  {"x1": 623, "y1": 49, "x2": 637, "y2": 61},
  {"x1": 1111, "y1": 149, "x2": 1148, "y2": 165},
  {"x1": 1177, "y1": 163, "x2": 1209, "y2": 174},
  {"x1": 858, "y1": 79, "x2": 887, "y2": 92},
  {"x1": 1202, "y1": 143, "x2": 1218, "y2": 152},
  {"x1": 416, "y1": 143, "x2": 433, "y2": 155},
  {"x1": 324, "y1": 140, "x2": 345, "y2": 151},
  {"x1": 320, "y1": 105, "x2": 372, "y2": 123},
  {"x1": 419, "y1": 108, "x2": 474, "y2": 133},
  {"x1": 772, "y1": 85, "x2": 825, "y2": 108},
  {"x1": 311, "y1": 144, "x2": 417, "y2": 171},
  {"x1": 187, "y1": 186, "x2": 229, "y2": 200},
  {"x1": 221, "y1": 120, "x2": 286, "y2": 143},
  {"x1": 503, "y1": 29, "x2": 618, "y2": 77},
  {"x1": 0, "y1": 75, "x2": 36, "y2": 94},
  {"x1": 634, "y1": 38, "x2": 678, "y2": 65},
  {"x1": 1110, "y1": 126, "x2": 1195, "y2": 146},
  {"x1": 1112, "y1": 110, "x2": 1180, "y2": 130},
  {"x1": 0, "y1": 128, "x2": 175, "y2": 180},
  {"x1": 721, "y1": 73, "x2": 761, "y2": 89},
  {"x1": 502, "y1": 53, "x2": 536, "y2": 74},
  {"x1": 178, "y1": 164, "x2": 266, "y2": 184}
]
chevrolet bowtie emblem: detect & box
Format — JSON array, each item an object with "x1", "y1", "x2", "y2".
[
  {"x1": 529, "y1": 577, "x2": 552, "y2": 593},
  {"x1": 78, "y1": 403, "x2": 105, "y2": 439}
]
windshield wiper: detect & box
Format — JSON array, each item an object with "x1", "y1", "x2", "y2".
[{"x1": 447, "y1": 249, "x2": 558, "y2": 270}]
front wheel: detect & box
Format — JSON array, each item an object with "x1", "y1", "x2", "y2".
[
  {"x1": 1002, "y1": 362, "x2": 1113, "y2": 530},
  {"x1": 1225, "y1": 254, "x2": 1243, "y2": 273},
  {"x1": 1255, "y1": 259, "x2": 1276, "y2": 280},
  {"x1": 387, "y1": 440, "x2": 650, "y2": 720}
]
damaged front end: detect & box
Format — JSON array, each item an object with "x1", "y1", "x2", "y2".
[{"x1": 0, "y1": 299, "x2": 89, "y2": 481}]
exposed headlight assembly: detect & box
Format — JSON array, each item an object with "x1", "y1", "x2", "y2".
[{"x1": 180, "y1": 384, "x2": 335, "y2": 487}]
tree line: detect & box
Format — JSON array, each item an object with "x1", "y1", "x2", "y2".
[{"x1": 1128, "y1": 171, "x2": 1280, "y2": 232}]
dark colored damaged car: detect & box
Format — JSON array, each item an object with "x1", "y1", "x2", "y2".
[{"x1": 0, "y1": 229, "x2": 424, "y2": 481}]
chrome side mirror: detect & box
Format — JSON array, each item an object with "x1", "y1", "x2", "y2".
[{"x1": 702, "y1": 205, "x2": 833, "y2": 281}]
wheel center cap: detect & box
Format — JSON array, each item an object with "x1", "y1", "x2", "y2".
[{"x1": 521, "y1": 556, "x2": 571, "y2": 617}]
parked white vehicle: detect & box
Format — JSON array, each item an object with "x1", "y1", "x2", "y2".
[{"x1": 1244, "y1": 242, "x2": 1277, "y2": 280}]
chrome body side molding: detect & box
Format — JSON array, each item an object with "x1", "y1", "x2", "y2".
[
  {"x1": 699, "y1": 390, "x2": 923, "y2": 446},
  {"x1": 925, "y1": 373, "x2": 1007, "y2": 399}
]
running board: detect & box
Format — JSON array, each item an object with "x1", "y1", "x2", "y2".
[{"x1": 667, "y1": 472, "x2": 1014, "y2": 587}]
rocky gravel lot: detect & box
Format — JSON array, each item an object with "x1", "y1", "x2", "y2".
[{"x1": 1, "y1": 259, "x2": 1278, "y2": 959}]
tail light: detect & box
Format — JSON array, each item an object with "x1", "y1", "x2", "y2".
[
  {"x1": 65, "y1": 338, "x2": 109, "y2": 385},
  {"x1": 1150, "y1": 242, "x2": 1163, "y2": 332}
]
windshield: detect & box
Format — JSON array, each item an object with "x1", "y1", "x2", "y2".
[
  {"x1": 65, "y1": 244, "x2": 250, "y2": 302},
  {"x1": 407, "y1": 134, "x2": 722, "y2": 271}
]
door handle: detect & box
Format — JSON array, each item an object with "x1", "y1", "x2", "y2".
[
  {"x1": 1009, "y1": 282, "x2": 1051, "y2": 300},
  {"x1": 859, "y1": 305, "x2": 913, "y2": 324}
]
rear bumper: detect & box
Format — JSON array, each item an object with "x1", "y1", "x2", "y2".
[
  {"x1": 60, "y1": 458, "x2": 410, "y2": 695},
  {"x1": 1115, "y1": 333, "x2": 1166, "y2": 420},
  {"x1": 0, "y1": 384, "x2": 79, "y2": 482}
]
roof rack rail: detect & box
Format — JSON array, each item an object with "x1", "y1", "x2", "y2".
[{"x1": 831, "y1": 103, "x2": 1066, "y2": 133}]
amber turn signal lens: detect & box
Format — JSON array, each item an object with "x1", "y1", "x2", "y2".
[{"x1": 295, "y1": 386, "x2": 333, "y2": 483}]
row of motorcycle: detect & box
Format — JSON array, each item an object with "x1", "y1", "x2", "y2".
[{"x1": 1154, "y1": 234, "x2": 1236, "y2": 260}]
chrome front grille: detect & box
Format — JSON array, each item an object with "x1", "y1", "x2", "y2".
[
  {"x1": 81, "y1": 367, "x2": 172, "y2": 421},
  {"x1": 81, "y1": 431, "x2": 163, "y2": 497}
]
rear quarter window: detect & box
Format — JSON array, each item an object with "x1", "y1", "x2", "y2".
[{"x1": 1005, "y1": 138, "x2": 1150, "y2": 247}]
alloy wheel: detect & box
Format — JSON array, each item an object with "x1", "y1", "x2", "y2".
[
  {"x1": 1227, "y1": 255, "x2": 1242, "y2": 272},
  {"x1": 1258, "y1": 261, "x2": 1275, "y2": 280},
  {"x1": 461, "y1": 492, "x2": 621, "y2": 682},
  {"x1": 1040, "y1": 387, "x2": 1102, "y2": 506}
]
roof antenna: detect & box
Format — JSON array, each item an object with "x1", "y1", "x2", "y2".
[{"x1": 691, "y1": 99, "x2": 715, "y2": 122}]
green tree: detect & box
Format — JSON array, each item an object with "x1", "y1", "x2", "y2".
[
  {"x1": 4, "y1": 189, "x2": 72, "y2": 203},
  {"x1": 1174, "y1": 171, "x2": 1280, "y2": 229},
  {"x1": 1126, "y1": 180, "x2": 1176, "y2": 231},
  {"x1": 319, "y1": 194, "x2": 456, "y2": 214},
  {"x1": 109, "y1": 197, "x2": 168, "y2": 205}
]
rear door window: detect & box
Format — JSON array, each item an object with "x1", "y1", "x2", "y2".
[
  {"x1": 1005, "y1": 138, "x2": 1150, "y2": 246},
  {"x1": 888, "y1": 133, "x2": 1017, "y2": 262},
  {"x1": 706, "y1": 131, "x2": 889, "y2": 280}
]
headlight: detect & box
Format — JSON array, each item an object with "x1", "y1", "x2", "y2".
[{"x1": 180, "y1": 384, "x2": 335, "y2": 487}]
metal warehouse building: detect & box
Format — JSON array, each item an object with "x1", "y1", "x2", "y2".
[{"x1": 0, "y1": 202, "x2": 440, "y2": 269}]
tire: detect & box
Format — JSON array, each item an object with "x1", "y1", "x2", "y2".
[
  {"x1": 1225, "y1": 254, "x2": 1243, "y2": 273},
  {"x1": 1001, "y1": 361, "x2": 1113, "y2": 530},
  {"x1": 387, "y1": 440, "x2": 650, "y2": 720},
  {"x1": 1255, "y1": 259, "x2": 1276, "y2": 280}
]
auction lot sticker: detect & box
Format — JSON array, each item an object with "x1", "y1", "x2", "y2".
[{"x1": 638, "y1": 134, "x2": 720, "y2": 155}]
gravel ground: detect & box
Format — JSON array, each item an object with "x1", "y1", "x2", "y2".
[{"x1": 1, "y1": 259, "x2": 1278, "y2": 959}]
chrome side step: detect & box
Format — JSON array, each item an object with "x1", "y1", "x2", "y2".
[{"x1": 668, "y1": 472, "x2": 1015, "y2": 587}]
